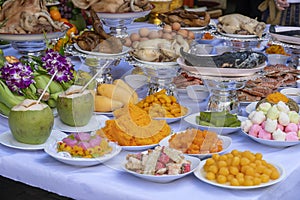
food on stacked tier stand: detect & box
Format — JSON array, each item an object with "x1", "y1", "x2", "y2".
[
  {"x1": 97, "y1": 103, "x2": 171, "y2": 146},
  {"x1": 94, "y1": 79, "x2": 138, "y2": 112},
  {"x1": 158, "y1": 9, "x2": 210, "y2": 28},
  {"x1": 217, "y1": 14, "x2": 266, "y2": 38},
  {"x1": 0, "y1": 0, "x2": 67, "y2": 34},
  {"x1": 238, "y1": 65, "x2": 300, "y2": 102},
  {"x1": 125, "y1": 24, "x2": 194, "y2": 62},
  {"x1": 74, "y1": 10, "x2": 123, "y2": 54}
]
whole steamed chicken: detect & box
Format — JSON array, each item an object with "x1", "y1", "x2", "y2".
[{"x1": 217, "y1": 14, "x2": 266, "y2": 37}]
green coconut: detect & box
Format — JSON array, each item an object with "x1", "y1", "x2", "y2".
[
  {"x1": 57, "y1": 85, "x2": 94, "y2": 127},
  {"x1": 8, "y1": 99, "x2": 54, "y2": 144}
]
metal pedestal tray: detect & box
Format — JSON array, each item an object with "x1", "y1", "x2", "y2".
[
  {"x1": 127, "y1": 57, "x2": 180, "y2": 96},
  {"x1": 188, "y1": 72, "x2": 263, "y2": 114},
  {"x1": 96, "y1": 10, "x2": 152, "y2": 38},
  {"x1": 211, "y1": 30, "x2": 270, "y2": 52},
  {"x1": 66, "y1": 44, "x2": 130, "y2": 84}
]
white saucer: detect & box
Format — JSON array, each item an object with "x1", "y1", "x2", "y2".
[
  {"x1": 0, "y1": 130, "x2": 67, "y2": 150},
  {"x1": 54, "y1": 115, "x2": 109, "y2": 133}
]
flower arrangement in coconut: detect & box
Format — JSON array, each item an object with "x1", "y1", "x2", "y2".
[{"x1": 0, "y1": 49, "x2": 93, "y2": 116}]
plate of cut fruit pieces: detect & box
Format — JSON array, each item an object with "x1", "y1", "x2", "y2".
[
  {"x1": 122, "y1": 146, "x2": 201, "y2": 183},
  {"x1": 44, "y1": 132, "x2": 122, "y2": 167},
  {"x1": 159, "y1": 128, "x2": 232, "y2": 159}
]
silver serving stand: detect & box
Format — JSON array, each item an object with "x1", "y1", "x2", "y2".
[
  {"x1": 127, "y1": 58, "x2": 180, "y2": 96},
  {"x1": 66, "y1": 44, "x2": 130, "y2": 84},
  {"x1": 198, "y1": 73, "x2": 263, "y2": 114},
  {"x1": 211, "y1": 31, "x2": 270, "y2": 52},
  {"x1": 96, "y1": 10, "x2": 152, "y2": 38}
]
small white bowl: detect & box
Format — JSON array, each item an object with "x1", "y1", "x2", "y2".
[
  {"x1": 280, "y1": 88, "x2": 300, "y2": 103},
  {"x1": 186, "y1": 85, "x2": 209, "y2": 102},
  {"x1": 267, "y1": 54, "x2": 290, "y2": 65}
]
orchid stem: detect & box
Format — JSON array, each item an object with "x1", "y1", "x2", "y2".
[
  {"x1": 80, "y1": 60, "x2": 111, "y2": 93},
  {"x1": 37, "y1": 70, "x2": 58, "y2": 104}
]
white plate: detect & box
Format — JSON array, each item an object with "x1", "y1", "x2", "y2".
[
  {"x1": 122, "y1": 155, "x2": 200, "y2": 183},
  {"x1": 270, "y1": 33, "x2": 300, "y2": 46},
  {"x1": 241, "y1": 130, "x2": 300, "y2": 147},
  {"x1": 184, "y1": 113, "x2": 246, "y2": 135},
  {"x1": 194, "y1": 161, "x2": 285, "y2": 189},
  {"x1": 0, "y1": 29, "x2": 67, "y2": 41},
  {"x1": 245, "y1": 102, "x2": 258, "y2": 114},
  {"x1": 181, "y1": 26, "x2": 207, "y2": 31},
  {"x1": 218, "y1": 31, "x2": 259, "y2": 38},
  {"x1": 54, "y1": 115, "x2": 109, "y2": 133},
  {"x1": 154, "y1": 106, "x2": 191, "y2": 123},
  {"x1": 0, "y1": 130, "x2": 67, "y2": 150},
  {"x1": 121, "y1": 143, "x2": 158, "y2": 151},
  {"x1": 44, "y1": 140, "x2": 122, "y2": 167},
  {"x1": 74, "y1": 43, "x2": 130, "y2": 57},
  {"x1": 177, "y1": 57, "x2": 267, "y2": 77},
  {"x1": 159, "y1": 133, "x2": 232, "y2": 159}
]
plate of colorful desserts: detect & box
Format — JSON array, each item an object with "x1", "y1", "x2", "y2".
[
  {"x1": 194, "y1": 150, "x2": 286, "y2": 189},
  {"x1": 44, "y1": 132, "x2": 122, "y2": 166},
  {"x1": 159, "y1": 128, "x2": 232, "y2": 159},
  {"x1": 122, "y1": 146, "x2": 201, "y2": 183},
  {"x1": 241, "y1": 93, "x2": 300, "y2": 147}
]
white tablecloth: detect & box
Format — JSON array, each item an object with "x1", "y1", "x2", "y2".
[{"x1": 1, "y1": 23, "x2": 300, "y2": 200}]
